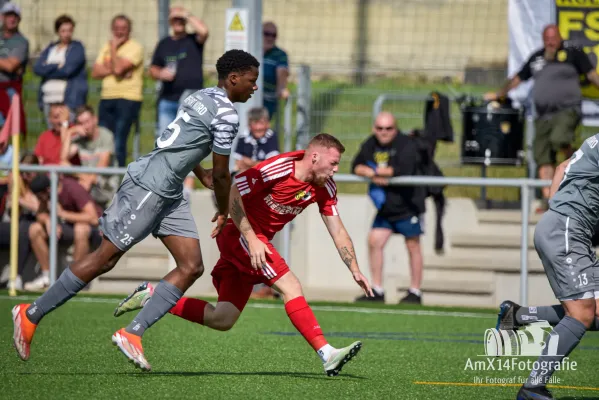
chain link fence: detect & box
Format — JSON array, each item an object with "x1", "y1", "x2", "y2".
[{"x1": 9, "y1": 0, "x2": 518, "y2": 198}]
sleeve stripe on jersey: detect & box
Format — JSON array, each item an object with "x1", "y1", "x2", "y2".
[
  {"x1": 332, "y1": 205, "x2": 339, "y2": 216},
  {"x1": 263, "y1": 169, "x2": 293, "y2": 182},
  {"x1": 260, "y1": 157, "x2": 294, "y2": 173},
  {"x1": 325, "y1": 180, "x2": 336, "y2": 198},
  {"x1": 234, "y1": 176, "x2": 251, "y2": 195},
  {"x1": 262, "y1": 162, "x2": 292, "y2": 178},
  {"x1": 216, "y1": 107, "x2": 233, "y2": 116}
]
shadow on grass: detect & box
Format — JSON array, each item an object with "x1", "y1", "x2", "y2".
[{"x1": 10, "y1": 370, "x2": 366, "y2": 380}]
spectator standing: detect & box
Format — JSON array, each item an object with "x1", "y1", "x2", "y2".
[
  {"x1": 26, "y1": 174, "x2": 101, "y2": 291},
  {"x1": 60, "y1": 105, "x2": 117, "y2": 208},
  {"x1": 262, "y1": 22, "x2": 289, "y2": 124},
  {"x1": 91, "y1": 14, "x2": 144, "y2": 167},
  {"x1": 150, "y1": 6, "x2": 208, "y2": 197},
  {"x1": 352, "y1": 112, "x2": 426, "y2": 305},
  {"x1": 485, "y1": 24, "x2": 599, "y2": 212},
  {"x1": 0, "y1": 2, "x2": 28, "y2": 136},
  {"x1": 33, "y1": 14, "x2": 88, "y2": 128}
]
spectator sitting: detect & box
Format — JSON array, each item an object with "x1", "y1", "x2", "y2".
[
  {"x1": 233, "y1": 107, "x2": 280, "y2": 173},
  {"x1": 91, "y1": 14, "x2": 144, "y2": 167},
  {"x1": 26, "y1": 174, "x2": 101, "y2": 291},
  {"x1": 262, "y1": 21, "x2": 289, "y2": 124},
  {"x1": 33, "y1": 14, "x2": 88, "y2": 128},
  {"x1": 352, "y1": 112, "x2": 426, "y2": 305},
  {"x1": 33, "y1": 103, "x2": 79, "y2": 165},
  {"x1": 0, "y1": 2, "x2": 28, "y2": 136},
  {"x1": 0, "y1": 153, "x2": 40, "y2": 290},
  {"x1": 61, "y1": 105, "x2": 117, "y2": 207}
]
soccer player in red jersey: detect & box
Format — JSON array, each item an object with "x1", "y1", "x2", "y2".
[{"x1": 115, "y1": 133, "x2": 373, "y2": 375}]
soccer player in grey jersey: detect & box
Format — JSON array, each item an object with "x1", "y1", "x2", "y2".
[
  {"x1": 496, "y1": 134, "x2": 599, "y2": 399},
  {"x1": 12, "y1": 50, "x2": 260, "y2": 370}
]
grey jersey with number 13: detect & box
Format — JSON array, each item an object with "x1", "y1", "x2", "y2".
[
  {"x1": 551, "y1": 134, "x2": 599, "y2": 231},
  {"x1": 127, "y1": 87, "x2": 239, "y2": 199}
]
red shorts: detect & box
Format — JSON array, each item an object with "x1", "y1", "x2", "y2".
[{"x1": 210, "y1": 221, "x2": 290, "y2": 312}]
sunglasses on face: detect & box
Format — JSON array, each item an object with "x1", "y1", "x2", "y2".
[
  {"x1": 375, "y1": 126, "x2": 395, "y2": 131},
  {"x1": 263, "y1": 31, "x2": 277, "y2": 38}
]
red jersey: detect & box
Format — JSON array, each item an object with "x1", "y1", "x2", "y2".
[{"x1": 233, "y1": 150, "x2": 339, "y2": 240}]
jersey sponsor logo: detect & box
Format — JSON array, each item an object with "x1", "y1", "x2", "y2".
[
  {"x1": 294, "y1": 189, "x2": 312, "y2": 201},
  {"x1": 264, "y1": 194, "x2": 303, "y2": 215}
]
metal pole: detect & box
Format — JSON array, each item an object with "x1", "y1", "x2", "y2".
[
  {"x1": 230, "y1": 0, "x2": 263, "y2": 170},
  {"x1": 158, "y1": 0, "x2": 170, "y2": 40},
  {"x1": 354, "y1": 0, "x2": 368, "y2": 85},
  {"x1": 526, "y1": 104, "x2": 536, "y2": 179},
  {"x1": 133, "y1": 118, "x2": 141, "y2": 161},
  {"x1": 295, "y1": 65, "x2": 311, "y2": 150},
  {"x1": 281, "y1": 97, "x2": 293, "y2": 262},
  {"x1": 519, "y1": 182, "x2": 530, "y2": 306},
  {"x1": 49, "y1": 171, "x2": 59, "y2": 285}
]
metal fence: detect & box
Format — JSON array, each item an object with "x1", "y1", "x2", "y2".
[
  {"x1": 14, "y1": 0, "x2": 509, "y2": 78},
  {"x1": 0, "y1": 163, "x2": 551, "y2": 306}
]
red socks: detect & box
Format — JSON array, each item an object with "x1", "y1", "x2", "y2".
[
  {"x1": 285, "y1": 296, "x2": 327, "y2": 350},
  {"x1": 168, "y1": 296, "x2": 328, "y2": 352},
  {"x1": 169, "y1": 297, "x2": 208, "y2": 325}
]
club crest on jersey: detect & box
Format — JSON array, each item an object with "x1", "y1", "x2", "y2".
[{"x1": 295, "y1": 190, "x2": 312, "y2": 201}]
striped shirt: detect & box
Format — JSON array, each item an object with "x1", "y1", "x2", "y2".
[
  {"x1": 128, "y1": 87, "x2": 239, "y2": 199},
  {"x1": 233, "y1": 150, "x2": 338, "y2": 240}
]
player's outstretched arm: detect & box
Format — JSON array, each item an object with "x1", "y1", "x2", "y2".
[
  {"x1": 321, "y1": 214, "x2": 374, "y2": 297},
  {"x1": 229, "y1": 184, "x2": 272, "y2": 269}
]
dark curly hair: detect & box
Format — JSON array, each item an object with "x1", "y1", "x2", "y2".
[
  {"x1": 216, "y1": 50, "x2": 260, "y2": 80},
  {"x1": 54, "y1": 15, "x2": 75, "y2": 33}
]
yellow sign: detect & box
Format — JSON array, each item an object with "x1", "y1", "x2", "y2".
[
  {"x1": 556, "y1": 0, "x2": 599, "y2": 98},
  {"x1": 228, "y1": 12, "x2": 245, "y2": 31}
]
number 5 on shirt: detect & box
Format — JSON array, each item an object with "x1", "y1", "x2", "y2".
[{"x1": 157, "y1": 110, "x2": 191, "y2": 148}]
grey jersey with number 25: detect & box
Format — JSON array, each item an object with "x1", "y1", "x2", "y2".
[
  {"x1": 550, "y1": 134, "x2": 599, "y2": 231},
  {"x1": 127, "y1": 87, "x2": 239, "y2": 199}
]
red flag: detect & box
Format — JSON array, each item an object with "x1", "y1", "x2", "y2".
[{"x1": 0, "y1": 93, "x2": 21, "y2": 144}]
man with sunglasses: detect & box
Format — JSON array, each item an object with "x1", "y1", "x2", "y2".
[
  {"x1": 262, "y1": 22, "x2": 289, "y2": 122},
  {"x1": 352, "y1": 112, "x2": 426, "y2": 304}
]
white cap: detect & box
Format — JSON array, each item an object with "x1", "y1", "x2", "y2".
[{"x1": 1, "y1": 3, "x2": 21, "y2": 18}]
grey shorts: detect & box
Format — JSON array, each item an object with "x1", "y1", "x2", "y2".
[
  {"x1": 99, "y1": 174, "x2": 199, "y2": 251},
  {"x1": 534, "y1": 210, "x2": 599, "y2": 301}
]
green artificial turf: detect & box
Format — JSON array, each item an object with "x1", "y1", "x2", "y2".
[{"x1": 1, "y1": 292, "x2": 598, "y2": 399}]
